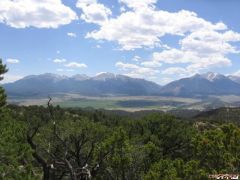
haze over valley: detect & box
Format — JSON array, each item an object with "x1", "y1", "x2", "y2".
[{"x1": 4, "y1": 72, "x2": 240, "y2": 111}]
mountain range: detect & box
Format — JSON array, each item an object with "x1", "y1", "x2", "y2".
[
  {"x1": 160, "y1": 72, "x2": 240, "y2": 97},
  {"x1": 3, "y1": 72, "x2": 240, "y2": 98},
  {"x1": 3, "y1": 73, "x2": 161, "y2": 97}
]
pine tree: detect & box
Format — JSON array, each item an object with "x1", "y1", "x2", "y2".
[{"x1": 0, "y1": 58, "x2": 8, "y2": 108}]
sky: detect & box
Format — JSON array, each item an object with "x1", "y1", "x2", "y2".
[{"x1": 1, "y1": 0, "x2": 240, "y2": 85}]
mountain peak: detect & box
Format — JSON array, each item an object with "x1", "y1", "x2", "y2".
[
  {"x1": 160, "y1": 71, "x2": 240, "y2": 97},
  {"x1": 201, "y1": 72, "x2": 225, "y2": 82},
  {"x1": 22, "y1": 73, "x2": 68, "y2": 81},
  {"x1": 93, "y1": 72, "x2": 116, "y2": 80},
  {"x1": 4, "y1": 72, "x2": 161, "y2": 96},
  {"x1": 191, "y1": 73, "x2": 202, "y2": 79}
]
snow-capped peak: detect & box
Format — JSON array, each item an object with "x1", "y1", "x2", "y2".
[
  {"x1": 93, "y1": 72, "x2": 116, "y2": 80},
  {"x1": 202, "y1": 72, "x2": 223, "y2": 82}
]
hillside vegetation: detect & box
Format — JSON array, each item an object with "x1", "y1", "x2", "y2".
[
  {"x1": 1, "y1": 104, "x2": 240, "y2": 179},
  {"x1": 1, "y1": 60, "x2": 240, "y2": 179}
]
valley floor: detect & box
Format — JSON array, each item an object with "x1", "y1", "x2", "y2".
[{"x1": 7, "y1": 93, "x2": 240, "y2": 111}]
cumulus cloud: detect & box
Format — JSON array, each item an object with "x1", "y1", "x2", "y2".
[
  {"x1": 53, "y1": 58, "x2": 67, "y2": 63},
  {"x1": 141, "y1": 61, "x2": 162, "y2": 68},
  {"x1": 180, "y1": 30, "x2": 240, "y2": 55},
  {"x1": 116, "y1": 61, "x2": 139, "y2": 70},
  {"x1": 95, "y1": 71, "x2": 108, "y2": 76},
  {"x1": 76, "y1": 0, "x2": 240, "y2": 80},
  {"x1": 65, "y1": 62, "x2": 87, "y2": 68},
  {"x1": 119, "y1": 0, "x2": 157, "y2": 10},
  {"x1": 67, "y1": 32, "x2": 77, "y2": 37},
  {"x1": 231, "y1": 70, "x2": 240, "y2": 77},
  {"x1": 160, "y1": 77, "x2": 174, "y2": 85},
  {"x1": 84, "y1": 5, "x2": 227, "y2": 50},
  {"x1": 132, "y1": 56, "x2": 141, "y2": 62},
  {"x1": 0, "y1": 0, "x2": 77, "y2": 28},
  {"x1": 54, "y1": 58, "x2": 87, "y2": 70},
  {"x1": 115, "y1": 61, "x2": 159, "y2": 79},
  {"x1": 6, "y1": 58, "x2": 20, "y2": 64},
  {"x1": 149, "y1": 29, "x2": 237, "y2": 76},
  {"x1": 76, "y1": 0, "x2": 112, "y2": 25},
  {"x1": 153, "y1": 48, "x2": 232, "y2": 67},
  {"x1": 131, "y1": 28, "x2": 239, "y2": 77},
  {"x1": 2, "y1": 74, "x2": 23, "y2": 83},
  {"x1": 162, "y1": 67, "x2": 188, "y2": 76}
]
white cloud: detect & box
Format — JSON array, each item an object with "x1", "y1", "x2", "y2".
[
  {"x1": 152, "y1": 48, "x2": 232, "y2": 68},
  {"x1": 54, "y1": 58, "x2": 87, "y2": 70},
  {"x1": 149, "y1": 29, "x2": 236, "y2": 76},
  {"x1": 159, "y1": 55, "x2": 231, "y2": 77},
  {"x1": 53, "y1": 58, "x2": 67, "y2": 63},
  {"x1": 85, "y1": 5, "x2": 227, "y2": 50},
  {"x1": 67, "y1": 32, "x2": 77, "y2": 37},
  {"x1": 132, "y1": 55, "x2": 141, "y2": 62},
  {"x1": 116, "y1": 61, "x2": 139, "y2": 70},
  {"x1": 231, "y1": 70, "x2": 240, "y2": 77},
  {"x1": 77, "y1": 0, "x2": 96, "y2": 6},
  {"x1": 115, "y1": 28, "x2": 236, "y2": 78},
  {"x1": 162, "y1": 67, "x2": 188, "y2": 76},
  {"x1": 6, "y1": 58, "x2": 20, "y2": 64},
  {"x1": 115, "y1": 61, "x2": 159, "y2": 79},
  {"x1": 153, "y1": 49, "x2": 193, "y2": 64},
  {"x1": 141, "y1": 60, "x2": 162, "y2": 68},
  {"x1": 180, "y1": 30, "x2": 239, "y2": 55},
  {"x1": 76, "y1": 0, "x2": 112, "y2": 25},
  {"x1": 0, "y1": 0, "x2": 77, "y2": 28},
  {"x1": 96, "y1": 71, "x2": 107, "y2": 76},
  {"x1": 120, "y1": 6, "x2": 126, "y2": 12},
  {"x1": 137, "y1": 28, "x2": 239, "y2": 77},
  {"x1": 65, "y1": 62, "x2": 87, "y2": 68},
  {"x1": 119, "y1": 0, "x2": 157, "y2": 10},
  {"x1": 2, "y1": 74, "x2": 23, "y2": 83},
  {"x1": 75, "y1": 0, "x2": 240, "y2": 81},
  {"x1": 159, "y1": 77, "x2": 173, "y2": 85}
]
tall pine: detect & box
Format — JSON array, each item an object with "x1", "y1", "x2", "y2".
[{"x1": 0, "y1": 58, "x2": 8, "y2": 108}]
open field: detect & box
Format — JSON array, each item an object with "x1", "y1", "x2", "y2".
[{"x1": 7, "y1": 93, "x2": 240, "y2": 111}]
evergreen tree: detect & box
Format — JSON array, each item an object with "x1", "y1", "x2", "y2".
[{"x1": 0, "y1": 58, "x2": 8, "y2": 109}]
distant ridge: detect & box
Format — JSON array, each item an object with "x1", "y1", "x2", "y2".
[
  {"x1": 3, "y1": 72, "x2": 240, "y2": 98},
  {"x1": 159, "y1": 72, "x2": 240, "y2": 97},
  {"x1": 3, "y1": 73, "x2": 162, "y2": 97}
]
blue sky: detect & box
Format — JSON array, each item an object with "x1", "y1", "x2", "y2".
[{"x1": 0, "y1": 0, "x2": 240, "y2": 84}]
